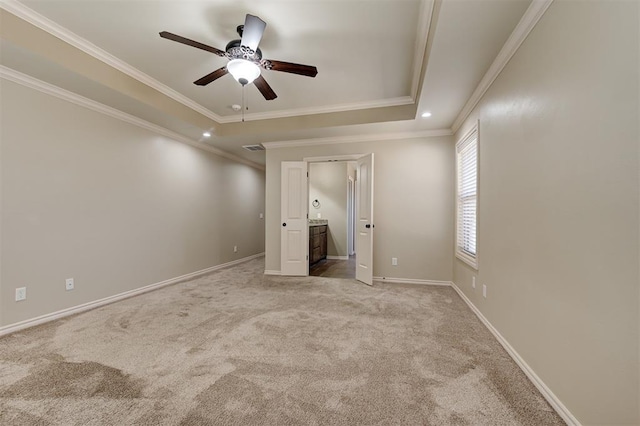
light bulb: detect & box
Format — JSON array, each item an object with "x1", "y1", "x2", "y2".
[{"x1": 227, "y1": 59, "x2": 261, "y2": 85}]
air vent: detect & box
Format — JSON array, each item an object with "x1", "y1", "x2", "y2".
[{"x1": 242, "y1": 144, "x2": 265, "y2": 152}]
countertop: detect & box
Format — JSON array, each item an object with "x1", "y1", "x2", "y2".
[{"x1": 308, "y1": 219, "x2": 328, "y2": 227}]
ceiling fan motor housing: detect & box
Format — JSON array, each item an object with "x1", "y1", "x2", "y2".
[{"x1": 225, "y1": 39, "x2": 263, "y2": 62}]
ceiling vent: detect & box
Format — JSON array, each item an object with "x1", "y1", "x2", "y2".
[{"x1": 242, "y1": 144, "x2": 265, "y2": 152}]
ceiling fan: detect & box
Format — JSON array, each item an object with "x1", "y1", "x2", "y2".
[{"x1": 160, "y1": 14, "x2": 318, "y2": 101}]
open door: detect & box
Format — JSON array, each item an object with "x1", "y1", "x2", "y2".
[
  {"x1": 281, "y1": 161, "x2": 308, "y2": 276},
  {"x1": 356, "y1": 154, "x2": 374, "y2": 285}
]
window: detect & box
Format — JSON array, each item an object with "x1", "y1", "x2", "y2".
[{"x1": 456, "y1": 125, "x2": 478, "y2": 269}]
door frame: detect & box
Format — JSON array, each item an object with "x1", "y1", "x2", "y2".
[
  {"x1": 303, "y1": 154, "x2": 365, "y2": 163},
  {"x1": 348, "y1": 176, "x2": 355, "y2": 256},
  {"x1": 303, "y1": 154, "x2": 368, "y2": 278}
]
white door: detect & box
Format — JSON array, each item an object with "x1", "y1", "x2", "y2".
[
  {"x1": 356, "y1": 154, "x2": 374, "y2": 285},
  {"x1": 348, "y1": 178, "x2": 355, "y2": 256},
  {"x1": 281, "y1": 161, "x2": 308, "y2": 276}
]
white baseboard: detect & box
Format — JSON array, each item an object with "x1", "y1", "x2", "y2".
[
  {"x1": 263, "y1": 270, "x2": 281, "y2": 275},
  {"x1": 327, "y1": 255, "x2": 349, "y2": 260},
  {"x1": 0, "y1": 253, "x2": 265, "y2": 337},
  {"x1": 450, "y1": 282, "x2": 581, "y2": 426},
  {"x1": 373, "y1": 276, "x2": 452, "y2": 286}
]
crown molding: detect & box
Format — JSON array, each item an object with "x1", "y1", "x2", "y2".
[
  {"x1": 218, "y1": 96, "x2": 414, "y2": 123},
  {"x1": 410, "y1": 0, "x2": 436, "y2": 100},
  {"x1": 0, "y1": 0, "x2": 227, "y2": 123},
  {"x1": 0, "y1": 66, "x2": 265, "y2": 171},
  {"x1": 451, "y1": 0, "x2": 554, "y2": 133},
  {"x1": 262, "y1": 129, "x2": 452, "y2": 149},
  {"x1": 1, "y1": 0, "x2": 430, "y2": 125}
]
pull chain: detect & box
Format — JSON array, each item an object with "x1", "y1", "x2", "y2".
[{"x1": 241, "y1": 84, "x2": 245, "y2": 122}]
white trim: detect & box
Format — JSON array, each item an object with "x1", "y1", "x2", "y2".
[
  {"x1": 218, "y1": 97, "x2": 414, "y2": 123},
  {"x1": 326, "y1": 255, "x2": 349, "y2": 260},
  {"x1": 373, "y1": 277, "x2": 452, "y2": 286},
  {"x1": 263, "y1": 270, "x2": 281, "y2": 276},
  {"x1": 263, "y1": 129, "x2": 453, "y2": 149},
  {"x1": 0, "y1": 66, "x2": 264, "y2": 171},
  {"x1": 410, "y1": 0, "x2": 435, "y2": 100},
  {"x1": 303, "y1": 154, "x2": 365, "y2": 163},
  {"x1": 450, "y1": 282, "x2": 581, "y2": 426},
  {"x1": 0, "y1": 0, "x2": 431, "y2": 123},
  {"x1": 0, "y1": 0, "x2": 224, "y2": 123},
  {"x1": 455, "y1": 251, "x2": 478, "y2": 270},
  {"x1": 451, "y1": 0, "x2": 554, "y2": 132},
  {"x1": 455, "y1": 122, "x2": 479, "y2": 270},
  {"x1": 0, "y1": 253, "x2": 265, "y2": 337},
  {"x1": 456, "y1": 124, "x2": 478, "y2": 151}
]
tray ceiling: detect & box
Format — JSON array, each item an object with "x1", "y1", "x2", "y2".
[{"x1": 0, "y1": 0, "x2": 533, "y2": 166}]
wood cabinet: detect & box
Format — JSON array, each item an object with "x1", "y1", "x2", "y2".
[{"x1": 309, "y1": 225, "x2": 327, "y2": 265}]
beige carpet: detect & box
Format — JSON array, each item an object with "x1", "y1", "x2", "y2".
[{"x1": 0, "y1": 258, "x2": 564, "y2": 425}]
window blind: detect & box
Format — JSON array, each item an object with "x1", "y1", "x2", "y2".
[{"x1": 456, "y1": 127, "x2": 478, "y2": 266}]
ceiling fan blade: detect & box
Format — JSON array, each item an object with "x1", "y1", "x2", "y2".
[
  {"x1": 263, "y1": 60, "x2": 318, "y2": 77},
  {"x1": 159, "y1": 31, "x2": 226, "y2": 57},
  {"x1": 194, "y1": 67, "x2": 228, "y2": 86},
  {"x1": 241, "y1": 14, "x2": 266, "y2": 51},
  {"x1": 254, "y1": 75, "x2": 277, "y2": 100}
]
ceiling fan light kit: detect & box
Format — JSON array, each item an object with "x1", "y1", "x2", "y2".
[
  {"x1": 159, "y1": 13, "x2": 318, "y2": 102},
  {"x1": 227, "y1": 59, "x2": 261, "y2": 86}
]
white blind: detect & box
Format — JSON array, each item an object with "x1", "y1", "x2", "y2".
[{"x1": 456, "y1": 128, "x2": 478, "y2": 262}]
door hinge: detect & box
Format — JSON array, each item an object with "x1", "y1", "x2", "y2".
[
  {"x1": 306, "y1": 255, "x2": 309, "y2": 260},
  {"x1": 307, "y1": 172, "x2": 309, "y2": 177},
  {"x1": 306, "y1": 213, "x2": 309, "y2": 219}
]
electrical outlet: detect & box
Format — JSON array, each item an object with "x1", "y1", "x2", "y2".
[
  {"x1": 472, "y1": 277, "x2": 476, "y2": 288},
  {"x1": 259, "y1": 213, "x2": 264, "y2": 219},
  {"x1": 391, "y1": 257, "x2": 398, "y2": 266},
  {"x1": 317, "y1": 213, "x2": 321, "y2": 219},
  {"x1": 483, "y1": 284, "x2": 487, "y2": 298},
  {"x1": 233, "y1": 245, "x2": 238, "y2": 253},
  {"x1": 66, "y1": 278, "x2": 74, "y2": 291},
  {"x1": 15, "y1": 287, "x2": 26, "y2": 301}
]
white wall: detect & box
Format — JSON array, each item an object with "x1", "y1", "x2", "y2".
[
  {"x1": 0, "y1": 79, "x2": 266, "y2": 327},
  {"x1": 453, "y1": 1, "x2": 639, "y2": 424},
  {"x1": 309, "y1": 162, "x2": 348, "y2": 257},
  {"x1": 266, "y1": 137, "x2": 454, "y2": 281}
]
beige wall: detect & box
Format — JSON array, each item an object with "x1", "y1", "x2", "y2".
[
  {"x1": 0, "y1": 79, "x2": 266, "y2": 327},
  {"x1": 266, "y1": 137, "x2": 454, "y2": 280},
  {"x1": 453, "y1": 1, "x2": 639, "y2": 424},
  {"x1": 309, "y1": 162, "x2": 348, "y2": 257}
]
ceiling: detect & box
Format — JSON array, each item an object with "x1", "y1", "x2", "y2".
[{"x1": 0, "y1": 0, "x2": 532, "y2": 166}]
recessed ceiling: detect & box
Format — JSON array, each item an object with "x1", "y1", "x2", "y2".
[
  {"x1": 20, "y1": 0, "x2": 426, "y2": 117},
  {"x1": 0, "y1": 0, "x2": 532, "y2": 166}
]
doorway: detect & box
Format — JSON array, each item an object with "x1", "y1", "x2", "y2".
[
  {"x1": 280, "y1": 153, "x2": 374, "y2": 285},
  {"x1": 308, "y1": 160, "x2": 356, "y2": 279}
]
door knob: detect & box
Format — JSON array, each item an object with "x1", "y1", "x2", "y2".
[{"x1": 282, "y1": 223, "x2": 287, "y2": 227}]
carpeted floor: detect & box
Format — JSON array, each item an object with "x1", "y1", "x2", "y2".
[{"x1": 0, "y1": 257, "x2": 564, "y2": 425}]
